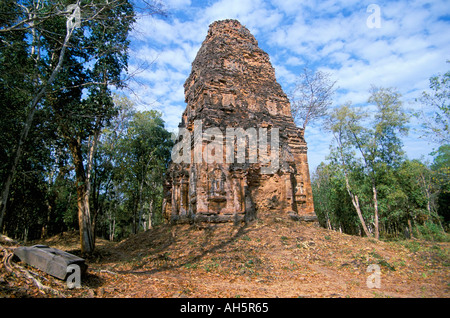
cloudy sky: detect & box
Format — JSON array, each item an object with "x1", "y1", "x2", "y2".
[{"x1": 126, "y1": 0, "x2": 450, "y2": 172}]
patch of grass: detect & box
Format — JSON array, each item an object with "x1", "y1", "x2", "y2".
[
  {"x1": 414, "y1": 221, "x2": 450, "y2": 242},
  {"x1": 280, "y1": 236, "x2": 289, "y2": 245},
  {"x1": 431, "y1": 244, "x2": 450, "y2": 264},
  {"x1": 372, "y1": 291, "x2": 391, "y2": 298},
  {"x1": 204, "y1": 261, "x2": 220, "y2": 272},
  {"x1": 369, "y1": 251, "x2": 396, "y2": 271},
  {"x1": 282, "y1": 261, "x2": 300, "y2": 271},
  {"x1": 393, "y1": 259, "x2": 406, "y2": 268},
  {"x1": 184, "y1": 262, "x2": 198, "y2": 269},
  {"x1": 243, "y1": 259, "x2": 252, "y2": 267},
  {"x1": 398, "y1": 240, "x2": 449, "y2": 267},
  {"x1": 400, "y1": 241, "x2": 422, "y2": 253},
  {"x1": 350, "y1": 250, "x2": 396, "y2": 271}
]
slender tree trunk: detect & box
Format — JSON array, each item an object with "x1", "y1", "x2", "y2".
[
  {"x1": 334, "y1": 132, "x2": 373, "y2": 238},
  {"x1": 372, "y1": 182, "x2": 380, "y2": 240},
  {"x1": 77, "y1": 181, "x2": 94, "y2": 254},
  {"x1": 0, "y1": 13, "x2": 76, "y2": 231},
  {"x1": 148, "y1": 198, "x2": 153, "y2": 230},
  {"x1": 344, "y1": 173, "x2": 373, "y2": 238},
  {"x1": 325, "y1": 211, "x2": 332, "y2": 230},
  {"x1": 132, "y1": 197, "x2": 138, "y2": 234},
  {"x1": 137, "y1": 178, "x2": 144, "y2": 231},
  {"x1": 407, "y1": 218, "x2": 413, "y2": 239},
  {"x1": 68, "y1": 138, "x2": 94, "y2": 255},
  {"x1": 0, "y1": 100, "x2": 39, "y2": 231},
  {"x1": 419, "y1": 172, "x2": 433, "y2": 216},
  {"x1": 110, "y1": 216, "x2": 115, "y2": 241}
]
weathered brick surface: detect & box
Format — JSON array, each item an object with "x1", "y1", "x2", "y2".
[{"x1": 163, "y1": 19, "x2": 315, "y2": 223}]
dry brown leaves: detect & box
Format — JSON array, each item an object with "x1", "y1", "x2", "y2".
[{"x1": 1, "y1": 214, "x2": 449, "y2": 298}]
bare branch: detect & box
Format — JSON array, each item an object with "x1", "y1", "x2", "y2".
[{"x1": 290, "y1": 67, "x2": 337, "y2": 130}]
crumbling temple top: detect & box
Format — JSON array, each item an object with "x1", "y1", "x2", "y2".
[{"x1": 163, "y1": 19, "x2": 315, "y2": 223}]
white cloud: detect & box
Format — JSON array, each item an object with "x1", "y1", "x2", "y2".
[
  {"x1": 164, "y1": 0, "x2": 192, "y2": 10},
  {"x1": 203, "y1": 0, "x2": 260, "y2": 22},
  {"x1": 285, "y1": 56, "x2": 304, "y2": 66}
]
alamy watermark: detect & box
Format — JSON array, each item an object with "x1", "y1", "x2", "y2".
[
  {"x1": 171, "y1": 120, "x2": 280, "y2": 174},
  {"x1": 366, "y1": 4, "x2": 382, "y2": 29},
  {"x1": 66, "y1": 264, "x2": 81, "y2": 289},
  {"x1": 366, "y1": 264, "x2": 381, "y2": 289},
  {"x1": 66, "y1": 3, "x2": 81, "y2": 31}
]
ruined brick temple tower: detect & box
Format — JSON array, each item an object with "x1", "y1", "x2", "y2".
[{"x1": 163, "y1": 19, "x2": 315, "y2": 223}]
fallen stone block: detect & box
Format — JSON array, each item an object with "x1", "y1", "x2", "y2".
[{"x1": 13, "y1": 245, "x2": 87, "y2": 280}]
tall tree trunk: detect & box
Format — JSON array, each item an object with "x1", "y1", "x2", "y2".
[
  {"x1": 372, "y1": 182, "x2": 380, "y2": 240},
  {"x1": 344, "y1": 173, "x2": 373, "y2": 238},
  {"x1": 334, "y1": 133, "x2": 373, "y2": 238},
  {"x1": 0, "y1": 14, "x2": 76, "y2": 232},
  {"x1": 110, "y1": 216, "x2": 115, "y2": 241},
  {"x1": 68, "y1": 138, "x2": 94, "y2": 255},
  {"x1": 137, "y1": 178, "x2": 144, "y2": 232},
  {"x1": 0, "y1": 105, "x2": 38, "y2": 231},
  {"x1": 407, "y1": 218, "x2": 413, "y2": 239},
  {"x1": 148, "y1": 198, "x2": 154, "y2": 230},
  {"x1": 77, "y1": 181, "x2": 94, "y2": 255},
  {"x1": 325, "y1": 211, "x2": 332, "y2": 230}
]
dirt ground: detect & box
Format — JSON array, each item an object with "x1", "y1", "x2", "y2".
[{"x1": 1, "y1": 212, "x2": 449, "y2": 298}]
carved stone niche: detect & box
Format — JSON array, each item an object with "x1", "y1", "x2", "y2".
[
  {"x1": 167, "y1": 163, "x2": 244, "y2": 224},
  {"x1": 207, "y1": 167, "x2": 227, "y2": 212}
]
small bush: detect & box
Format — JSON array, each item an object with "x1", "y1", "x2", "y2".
[{"x1": 414, "y1": 221, "x2": 450, "y2": 242}]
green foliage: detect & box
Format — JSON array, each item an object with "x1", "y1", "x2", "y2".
[
  {"x1": 313, "y1": 157, "x2": 448, "y2": 240},
  {"x1": 414, "y1": 221, "x2": 449, "y2": 242},
  {"x1": 430, "y1": 144, "x2": 450, "y2": 227},
  {"x1": 92, "y1": 97, "x2": 173, "y2": 241},
  {"x1": 312, "y1": 162, "x2": 360, "y2": 234},
  {"x1": 369, "y1": 86, "x2": 409, "y2": 166},
  {"x1": 415, "y1": 64, "x2": 450, "y2": 145},
  {"x1": 318, "y1": 84, "x2": 448, "y2": 241},
  {"x1": 0, "y1": 1, "x2": 170, "y2": 245}
]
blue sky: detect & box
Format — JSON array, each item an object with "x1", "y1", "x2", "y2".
[{"x1": 126, "y1": 0, "x2": 450, "y2": 172}]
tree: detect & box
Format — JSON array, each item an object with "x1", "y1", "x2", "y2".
[
  {"x1": 415, "y1": 63, "x2": 449, "y2": 146},
  {"x1": 431, "y1": 145, "x2": 450, "y2": 228},
  {"x1": 120, "y1": 110, "x2": 173, "y2": 234},
  {"x1": 392, "y1": 160, "x2": 437, "y2": 237},
  {"x1": 314, "y1": 156, "x2": 446, "y2": 239},
  {"x1": 0, "y1": 1, "x2": 167, "y2": 248},
  {"x1": 46, "y1": 0, "x2": 136, "y2": 254},
  {"x1": 0, "y1": 0, "x2": 34, "y2": 232},
  {"x1": 364, "y1": 86, "x2": 409, "y2": 239},
  {"x1": 90, "y1": 94, "x2": 135, "y2": 241},
  {"x1": 326, "y1": 86, "x2": 409, "y2": 239},
  {"x1": 289, "y1": 67, "x2": 337, "y2": 130},
  {"x1": 0, "y1": 0, "x2": 149, "y2": 254},
  {"x1": 326, "y1": 103, "x2": 373, "y2": 237},
  {"x1": 0, "y1": 0, "x2": 125, "y2": 232},
  {"x1": 312, "y1": 162, "x2": 359, "y2": 234},
  {"x1": 0, "y1": 0, "x2": 92, "y2": 229},
  {"x1": 89, "y1": 98, "x2": 173, "y2": 241}
]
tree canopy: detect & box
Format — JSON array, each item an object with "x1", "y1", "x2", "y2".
[
  {"x1": 315, "y1": 79, "x2": 449, "y2": 240},
  {"x1": 0, "y1": 0, "x2": 169, "y2": 253}
]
